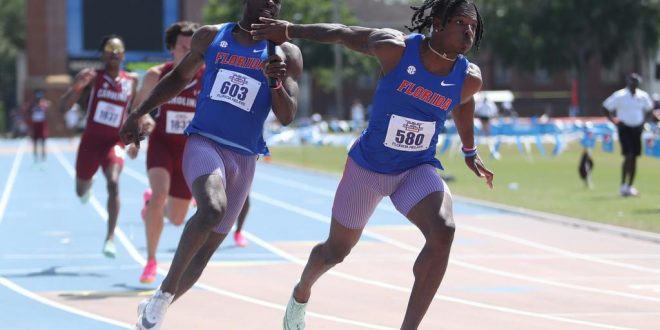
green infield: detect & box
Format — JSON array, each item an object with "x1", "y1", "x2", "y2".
[{"x1": 269, "y1": 141, "x2": 660, "y2": 233}]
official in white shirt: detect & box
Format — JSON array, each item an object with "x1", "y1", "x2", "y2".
[{"x1": 603, "y1": 73, "x2": 655, "y2": 197}]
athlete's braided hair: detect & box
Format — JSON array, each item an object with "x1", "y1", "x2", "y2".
[{"x1": 406, "y1": 0, "x2": 483, "y2": 49}]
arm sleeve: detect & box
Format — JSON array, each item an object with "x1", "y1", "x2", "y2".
[{"x1": 602, "y1": 93, "x2": 617, "y2": 111}]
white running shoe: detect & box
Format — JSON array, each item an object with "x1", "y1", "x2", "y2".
[
  {"x1": 136, "y1": 290, "x2": 174, "y2": 330},
  {"x1": 282, "y1": 295, "x2": 307, "y2": 330},
  {"x1": 620, "y1": 184, "x2": 630, "y2": 197}
]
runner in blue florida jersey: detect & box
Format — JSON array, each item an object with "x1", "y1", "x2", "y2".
[
  {"x1": 120, "y1": 0, "x2": 303, "y2": 329},
  {"x1": 252, "y1": 0, "x2": 493, "y2": 329}
]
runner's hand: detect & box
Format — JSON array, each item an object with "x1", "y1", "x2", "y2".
[
  {"x1": 119, "y1": 111, "x2": 145, "y2": 148},
  {"x1": 465, "y1": 155, "x2": 494, "y2": 189},
  {"x1": 72, "y1": 68, "x2": 97, "y2": 92},
  {"x1": 250, "y1": 17, "x2": 291, "y2": 45},
  {"x1": 263, "y1": 54, "x2": 286, "y2": 83},
  {"x1": 126, "y1": 144, "x2": 139, "y2": 160}
]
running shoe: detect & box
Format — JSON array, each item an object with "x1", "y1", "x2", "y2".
[
  {"x1": 136, "y1": 290, "x2": 173, "y2": 330},
  {"x1": 620, "y1": 184, "x2": 630, "y2": 197},
  {"x1": 102, "y1": 239, "x2": 116, "y2": 259},
  {"x1": 628, "y1": 186, "x2": 640, "y2": 197},
  {"x1": 282, "y1": 295, "x2": 307, "y2": 330},
  {"x1": 141, "y1": 189, "x2": 153, "y2": 221},
  {"x1": 234, "y1": 231, "x2": 248, "y2": 247},
  {"x1": 140, "y1": 259, "x2": 158, "y2": 284}
]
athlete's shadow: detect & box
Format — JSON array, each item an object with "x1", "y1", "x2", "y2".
[{"x1": 2, "y1": 266, "x2": 106, "y2": 279}]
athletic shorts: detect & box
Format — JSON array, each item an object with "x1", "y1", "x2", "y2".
[
  {"x1": 31, "y1": 122, "x2": 47, "y2": 140},
  {"x1": 182, "y1": 134, "x2": 257, "y2": 234},
  {"x1": 617, "y1": 123, "x2": 643, "y2": 156},
  {"x1": 147, "y1": 135, "x2": 190, "y2": 199},
  {"x1": 332, "y1": 157, "x2": 447, "y2": 229},
  {"x1": 75, "y1": 133, "x2": 125, "y2": 181}
]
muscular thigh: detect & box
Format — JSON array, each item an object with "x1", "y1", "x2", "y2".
[
  {"x1": 331, "y1": 158, "x2": 384, "y2": 230},
  {"x1": 390, "y1": 164, "x2": 446, "y2": 218}
]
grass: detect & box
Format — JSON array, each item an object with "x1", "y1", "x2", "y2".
[{"x1": 269, "y1": 141, "x2": 660, "y2": 233}]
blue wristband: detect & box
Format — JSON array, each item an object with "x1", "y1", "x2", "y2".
[{"x1": 462, "y1": 148, "x2": 478, "y2": 157}]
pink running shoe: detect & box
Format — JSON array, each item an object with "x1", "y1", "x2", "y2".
[
  {"x1": 234, "y1": 231, "x2": 248, "y2": 247},
  {"x1": 139, "y1": 259, "x2": 157, "y2": 284},
  {"x1": 141, "y1": 189, "x2": 153, "y2": 221}
]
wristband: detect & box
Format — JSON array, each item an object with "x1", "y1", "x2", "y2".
[
  {"x1": 461, "y1": 146, "x2": 477, "y2": 157},
  {"x1": 285, "y1": 23, "x2": 292, "y2": 41}
]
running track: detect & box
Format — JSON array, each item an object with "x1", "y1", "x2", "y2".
[{"x1": 1, "y1": 138, "x2": 659, "y2": 330}]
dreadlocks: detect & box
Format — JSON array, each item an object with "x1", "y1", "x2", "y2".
[{"x1": 406, "y1": 0, "x2": 484, "y2": 49}]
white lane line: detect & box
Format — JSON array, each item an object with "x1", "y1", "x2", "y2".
[
  {"x1": 241, "y1": 219, "x2": 636, "y2": 330},
  {"x1": 0, "y1": 139, "x2": 26, "y2": 225},
  {"x1": 0, "y1": 277, "x2": 132, "y2": 329},
  {"x1": 54, "y1": 147, "x2": 396, "y2": 330},
  {"x1": 125, "y1": 159, "x2": 633, "y2": 329},
  {"x1": 250, "y1": 190, "x2": 660, "y2": 306},
  {"x1": 0, "y1": 142, "x2": 130, "y2": 329},
  {"x1": 257, "y1": 171, "x2": 660, "y2": 274}
]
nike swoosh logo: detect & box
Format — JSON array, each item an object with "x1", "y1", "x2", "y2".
[
  {"x1": 253, "y1": 49, "x2": 266, "y2": 53},
  {"x1": 440, "y1": 81, "x2": 455, "y2": 87},
  {"x1": 141, "y1": 314, "x2": 157, "y2": 329}
]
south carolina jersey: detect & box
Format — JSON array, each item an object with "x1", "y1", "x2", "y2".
[
  {"x1": 84, "y1": 70, "x2": 135, "y2": 139},
  {"x1": 185, "y1": 23, "x2": 272, "y2": 155},
  {"x1": 349, "y1": 34, "x2": 470, "y2": 174},
  {"x1": 152, "y1": 62, "x2": 204, "y2": 144}
]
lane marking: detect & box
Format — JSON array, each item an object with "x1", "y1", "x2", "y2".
[
  {"x1": 257, "y1": 171, "x2": 660, "y2": 274},
  {"x1": 54, "y1": 146, "x2": 396, "y2": 330},
  {"x1": 0, "y1": 139, "x2": 25, "y2": 225},
  {"x1": 0, "y1": 277, "x2": 132, "y2": 329}
]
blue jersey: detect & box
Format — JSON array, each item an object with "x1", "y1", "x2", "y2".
[
  {"x1": 185, "y1": 23, "x2": 272, "y2": 155},
  {"x1": 349, "y1": 34, "x2": 469, "y2": 174}
]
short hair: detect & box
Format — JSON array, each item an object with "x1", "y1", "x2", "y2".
[
  {"x1": 406, "y1": 0, "x2": 484, "y2": 49},
  {"x1": 98, "y1": 34, "x2": 124, "y2": 52},
  {"x1": 165, "y1": 21, "x2": 200, "y2": 50},
  {"x1": 628, "y1": 73, "x2": 642, "y2": 83}
]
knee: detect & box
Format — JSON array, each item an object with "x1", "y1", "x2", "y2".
[
  {"x1": 427, "y1": 220, "x2": 455, "y2": 253},
  {"x1": 105, "y1": 180, "x2": 119, "y2": 196},
  {"x1": 194, "y1": 200, "x2": 226, "y2": 231},
  {"x1": 149, "y1": 190, "x2": 168, "y2": 209},
  {"x1": 320, "y1": 242, "x2": 352, "y2": 265}
]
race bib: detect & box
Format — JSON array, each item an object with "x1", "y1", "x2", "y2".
[
  {"x1": 93, "y1": 100, "x2": 123, "y2": 127},
  {"x1": 383, "y1": 114, "x2": 435, "y2": 152},
  {"x1": 165, "y1": 111, "x2": 194, "y2": 134},
  {"x1": 209, "y1": 69, "x2": 261, "y2": 112}
]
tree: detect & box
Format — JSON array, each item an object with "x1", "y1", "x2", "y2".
[
  {"x1": 0, "y1": 0, "x2": 25, "y2": 131},
  {"x1": 476, "y1": 0, "x2": 660, "y2": 113},
  {"x1": 203, "y1": 0, "x2": 377, "y2": 92}
]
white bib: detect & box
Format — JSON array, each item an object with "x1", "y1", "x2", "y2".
[
  {"x1": 209, "y1": 69, "x2": 261, "y2": 112},
  {"x1": 165, "y1": 111, "x2": 194, "y2": 134},
  {"x1": 383, "y1": 114, "x2": 435, "y2": 152},
  {"x1": 93, "y1": 100, "x2": 123, "y2": 127}
]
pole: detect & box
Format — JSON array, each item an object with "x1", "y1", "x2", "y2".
[{"x1": 332, "y1": 0, "x2": 344, "y2": 118}]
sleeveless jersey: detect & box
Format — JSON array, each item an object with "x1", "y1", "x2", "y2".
[
  {"x1": 349, "y1": 34, "x2": 469, "y2": 174},
  {"x1": 84, "y1": 69, "x2": 135, "y2": 140},
  {"x1": 185, "y1": 23, "x2": 272, "y2": 155},
  {"x1": 151, "y1": 62, "x2": 204, "y2": 144}
]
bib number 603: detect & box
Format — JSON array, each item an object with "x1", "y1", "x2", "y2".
[{"x1": 219, "y1": 81, "x2": 248, "y2": 101}]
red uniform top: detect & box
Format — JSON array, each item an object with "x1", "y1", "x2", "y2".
[
  {"x1": 151, "y1": 62, "x2": 204, "y2": 144},
  {"x1": 84, "y1": 69, "x2": 135, "y2": 140}
]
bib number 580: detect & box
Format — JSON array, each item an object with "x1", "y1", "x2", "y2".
[
  {"x1": 220, "y1": 82, "x2": 248, "y2": 101},
  {"x1": 395, "y1": 130, "x2": 425, "y2": 146}
]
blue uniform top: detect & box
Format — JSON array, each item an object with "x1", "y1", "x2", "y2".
[
  {"x1": 349, "y1": 33, "x2": 470, "y2": 174},
  {"x1": 185, "y1": 23, "x2": 272, "y2": 155}
]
